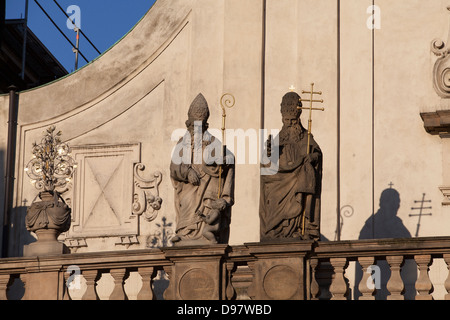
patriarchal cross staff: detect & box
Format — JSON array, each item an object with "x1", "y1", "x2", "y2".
[
  {"x1": 298, "y1": 83, "x2": 325, "y2": 236},
  {"x1": 299, "y1": 83, "x2": 325, "y2": 155}
]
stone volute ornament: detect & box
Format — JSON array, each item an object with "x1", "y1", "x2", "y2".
[
  {"x1": 431, "y1": 6, "x2": 450, "y2": 98},
  {"x1": 23, "y1": 126, "x2": 76, "y2": 256}
]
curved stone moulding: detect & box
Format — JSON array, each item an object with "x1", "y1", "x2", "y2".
[{"x1": 17, "y1": 0, "x2": 193, "y2": 125}]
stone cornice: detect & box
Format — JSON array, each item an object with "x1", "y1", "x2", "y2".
[{"x1": 420, "y1": 110, "x2": 450, "y2": 135}]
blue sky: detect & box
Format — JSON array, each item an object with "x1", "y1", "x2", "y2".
[{"x1": 5, "y1": 0, "x2": 156, "y2": 73}]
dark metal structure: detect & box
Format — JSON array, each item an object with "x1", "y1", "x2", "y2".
[{"x1": 0, "y1": 10, "x2": 68, "y2": 93}]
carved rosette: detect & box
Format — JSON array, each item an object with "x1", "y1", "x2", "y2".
[
  {"x1": 431, "y1": 7, "x2": 450, "y2": 98},
  {"x1": 132, "y1": 163, "x2": 163, "y2": 222}
]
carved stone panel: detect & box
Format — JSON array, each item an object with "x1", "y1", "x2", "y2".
[
  {"x1": 65, "y1": 144, "x2": 140, "y2": 239},
  {"x1": 179, "y1": 268, "x2": 216, "y2": 300},
  {"x1": 263, "y1": 265, "x2": 300, "y2": 300},
  {"x1": 250, "y1": 257, "x2": 305, "y2": 300},
  {"x1": 163, "y1": 245, "x2": 228, "y2": 300},
  {"x1": 246, "y1": 241, "x2": 313, "y2": 300}
]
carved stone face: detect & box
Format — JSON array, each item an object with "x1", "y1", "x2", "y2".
[
  {"x1": 186, "y1": 118, "x2": 208, "y2": 137},
  {"x1": 282, "y1": 115, "x2": 300, "y2": 128},
  {"x1": 280, "y1": 114, "x2": 303, "y2": 144}
]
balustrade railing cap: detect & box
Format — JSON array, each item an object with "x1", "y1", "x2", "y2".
[
  {"x1": 245, "y1": 240, "x2": 315, "y2": 256},
  {"x1": 163, "y1": 244, "x2": 229, "y2": 259},
  {"x1": 313, "y1": 236, "x2": 450, "y2": 258}
]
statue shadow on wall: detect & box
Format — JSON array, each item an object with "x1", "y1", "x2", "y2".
[{"x1": 355, "y1": 187, "x2": 417, "y2": 300}]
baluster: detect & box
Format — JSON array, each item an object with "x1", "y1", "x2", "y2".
[
  {"x1": 414, "y1": 255, "x2": 433, "y2": 300},
  {"x1": 443, "y1": 254, "x2": 450, "y2": 300},
  {"x1": 386, "y1": 255, "x2": 405, "y2": 300},
  {"x1": 246, "y1": 261, "x2": 256, "y2": 300},
  {"x1": 0, "y1": 274, "x2": 12, "y2": 300},
  {"x1": 82, "y1": 270, "x2": 100, "y2": 300},
  {"x1": 225, "y1": 262, "x2": 236, "y2": 300},
  {"x1": 358, "y1": 256, "x2": 376, "y2": 300},
  {"x1": 162, "y1": 265, "x2": 174, "y2": 300},
  {"x1": 310, "y1": 259, "x2": 321, "y2": 300},
  {"x1": 137, "y1": 267, "x2": 155, "y2": 300},
  {"x1": 329, "y1": 258, "x2": 349, "y2": 300},
  {"x1": 62, "y1": 270, "x2": 71, "y2": 300},
  {"x1": 20, "y1": 273, "x2": 28, "y2": 301},
  {"x1": 109, "y1": 268, "x2": 129, "y2": 300}
]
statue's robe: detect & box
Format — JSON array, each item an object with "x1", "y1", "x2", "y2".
[
  {"x1": 170, "y1": 132, "x2": 234, "y2": 243},
  {"x1": 260, "y1": 129, "x2": 322, "y2": 240}
]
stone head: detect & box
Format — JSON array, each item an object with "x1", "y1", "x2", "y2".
[
  {"x1": 281, "y1": 92, "x2": 302, "y2": 128},
  {"x1": 186, "y1": 93, "x2": 210, "y2": 135}
]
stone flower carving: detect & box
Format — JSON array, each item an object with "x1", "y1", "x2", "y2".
[{"x1": 24, "y1": 126, "x2": 75, "y2": 255}]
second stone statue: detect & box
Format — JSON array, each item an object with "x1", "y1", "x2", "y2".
[{"x1": 170, "y1": 93, "x2": 235, "y2": 246}]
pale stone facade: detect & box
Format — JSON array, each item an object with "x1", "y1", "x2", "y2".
[{"x1": 1, "y1": 0, "x2": 450, "y2": 299}]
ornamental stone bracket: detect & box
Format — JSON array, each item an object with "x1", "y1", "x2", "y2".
[
  {"x1": 439, "y1": 186, "x2": 450, "y2": 206},
  {"x1": 420, "y1": 111, "x2": 450, "y2": 136},
  {"x1": 115, "y1": 235, "x2": 140, "y2": 249},
  {"x1": 132, "y1": 163, "x2": 163, "y2": 222},
  {"x1": 64, "y1": 238, "x2": 87, "y2": 253}
]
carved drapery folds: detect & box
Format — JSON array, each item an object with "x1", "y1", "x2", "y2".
[{"x1": 132, "y1": 163, "x2": 163, "y2": 222}]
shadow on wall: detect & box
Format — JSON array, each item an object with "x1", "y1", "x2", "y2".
[
  {"x1": 6, "y1": 205, "x2": 36, "y2": 300},
  {"x1": 0, "y1": 150, "x2": 4, "y2": 253},
  {"x1": 0, "y1": 150, "x2": 36, "y2": 258},
  {"x1": 146, "y1": 215, "x2": 174, "y2": 299},
  {"x1": 355, "y1": 187, "x2": 417, "y2": 300}
]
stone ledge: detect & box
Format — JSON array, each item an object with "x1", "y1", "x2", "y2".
[
  {"x1": 313, "y1": 236, "x2": 450, "y2": 258},
  {"x1": 420, "y1": 110, "x2": 450, "y2": 135}
]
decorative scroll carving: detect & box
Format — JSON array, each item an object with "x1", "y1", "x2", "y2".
[
  {"x1": 132, "y1": 163, "x2": 163, "y2": 222},
  {"x1": 431, "y1": 7, "x2": 450, "y2": 98}
]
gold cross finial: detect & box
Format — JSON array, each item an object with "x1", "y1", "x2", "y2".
[
  {"x1": 289, "y1": 85, "x2": 296, "y2": 92},
  {"x1": 298, "y1": 83, "x2": 325, "y2": 155}
]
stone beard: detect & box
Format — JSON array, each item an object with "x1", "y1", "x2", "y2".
[
  {"x1": 170, "y1": 94, "x2": 234, "y2": 245},
  {"x1": 260, "y1": 92, "x2": 322, "y2": 241}
]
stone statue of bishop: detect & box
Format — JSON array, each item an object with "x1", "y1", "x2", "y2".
[
  {"x1": 260, "y1": 92, "x2": 322, "y2": 241},
  {"x1": 170, "y1": 93, "x2": 235, "y2": 245}
]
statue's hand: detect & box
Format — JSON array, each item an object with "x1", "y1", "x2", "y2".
[
  {"x1": 188, "y1": 168, "x2": 200, "y2": 186},
  {"x1": 305, "y1": 153, "x2": 319, "y2": 165},
  {"x1": 212, "y1": 198, "x2": 227, "y2": 211},
  {"x1": 266, "y1": 135, "x2": 272, "y2": 157},
  {"x1": 196, "y1": 210, "x2": 205, "y2": 218}
]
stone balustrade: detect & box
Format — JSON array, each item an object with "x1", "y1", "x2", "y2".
[
  {"x1": 311, "y1": 237, "x2": 450, "y2": 300},
  {"x1": 1, "y1": 237, "x2": 450, "y2": 300}
]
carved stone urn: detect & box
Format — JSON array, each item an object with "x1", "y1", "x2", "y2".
[
  {"x1": 24, "y1": 191, "x2": 71, "y2": 256},
  {"x1": 23, "y1": 126, "x2": 75, "y2": 256}
]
